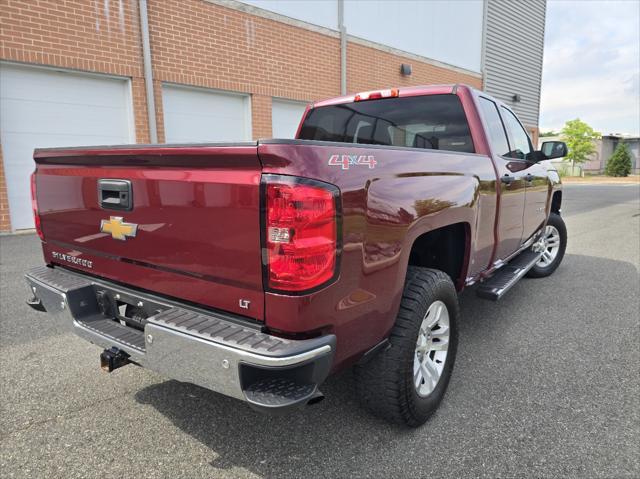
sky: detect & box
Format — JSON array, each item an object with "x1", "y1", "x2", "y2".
[{"x1": 539, "y1": 0, "x2": 640, "y2": 135}]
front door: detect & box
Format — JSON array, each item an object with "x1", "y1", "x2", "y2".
[
  {"x1": 477, "y1": 97, "x2": 527, "y2": 261},
  {"x1": 500, "y1": 107, "x2": 549, "y2": 241},
  {"x1": 522, "y1": 161, "x2": 549, "y2": 238}
]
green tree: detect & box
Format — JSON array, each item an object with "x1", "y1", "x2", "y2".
[
  {"x1": 560, "y1": 119, "x2": 601, "y2": 174},
  {"x1": 605, "y1": 143, "x2": 633, "y2": 177},
  {"x1": 539, "y1": 130, "x2": 558, "y2": 138}
]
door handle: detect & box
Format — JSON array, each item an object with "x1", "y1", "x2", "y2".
[
  {"x1": 501, "y1": 174, "x2": 515, "y2": 185},
  {"x1": 98, "y1": 179, "x2": 133, "y2": 211},
  {"x1": 524, "y1": 173, "x2": 534, "y2": 182}
]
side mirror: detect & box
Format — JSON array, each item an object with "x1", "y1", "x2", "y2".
[{"x1": 541, "y1": 141, "x2": 568, "y2": 160}]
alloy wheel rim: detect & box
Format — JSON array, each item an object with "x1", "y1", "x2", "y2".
[
  {"x1": 413, "y1": 300, "x2": 450, "y2": 397},
  {"x1": 535, "y1": 225, "x2": 561, "y2": 268}
]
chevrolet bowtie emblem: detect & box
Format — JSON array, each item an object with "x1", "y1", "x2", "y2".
[{"x1": 100, "y1": 216, "x2": 138, "y2": 241}]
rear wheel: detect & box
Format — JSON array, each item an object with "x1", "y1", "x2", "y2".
[
  {"x1": 527, "y1": 212, "x2": 567, "y2": 278},
  {"x1": 355, "y1": 267, "x2": 458, "y2": 427}
]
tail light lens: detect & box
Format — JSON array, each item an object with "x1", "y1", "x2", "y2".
[
  {"x1": 30, "y1": 172, "x2": 44, "y2": 240},
  {"x1": 263, "y1": 175, "x2": 340, "y2": 292}
]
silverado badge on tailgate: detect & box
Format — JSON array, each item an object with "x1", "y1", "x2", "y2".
[{"x1": 100, "y1": 216, "x2": 138, "y2": 241}]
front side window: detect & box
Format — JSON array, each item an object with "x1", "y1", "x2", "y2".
[
  {"x1": 298, "y1": 94, "x2": 475, "y2": 153},
  {"x1": 500, "y1": 107, "x2": 532, "y2": 160},
  {"x1": 478, "y1": 97, "x2": 511, "y2": 157}
]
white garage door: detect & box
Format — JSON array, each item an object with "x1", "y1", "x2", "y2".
[
  {"x1": 162, "y1": 84, "x2": 251, "y2": 143},
  {"x1": 272, "y1": 98, "x2": 308, "y2": 138},
  {"x1": 0, "y1": 63, "x2": 134, "y2": 230}
]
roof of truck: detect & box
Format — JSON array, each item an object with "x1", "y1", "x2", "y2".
[{"x1": 312, "y1": 84, "x2": 477, "y2": 108}]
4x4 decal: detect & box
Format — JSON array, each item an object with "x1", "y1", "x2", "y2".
[{"x1": 328, "y1": 154, "x2": 377, "y2": 170}]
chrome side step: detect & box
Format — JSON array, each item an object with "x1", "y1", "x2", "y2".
[{"x1": 476, "y1": 250, "x2": 542, "y2": 301}]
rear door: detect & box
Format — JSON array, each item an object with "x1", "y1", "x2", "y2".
[
  {"x1": 477, "y1": 97, "x2": 527, "y2": 260},
  {"x1": 500, "y1": 107, "x2": 549, "y2": 239}
]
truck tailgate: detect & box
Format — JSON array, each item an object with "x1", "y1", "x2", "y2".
[{"x1": 33, "y1": 144, "x2": 265, "y2": 320}]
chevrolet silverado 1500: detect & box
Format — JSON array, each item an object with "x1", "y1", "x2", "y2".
[{"x1": 25, "y1": 84, "x2": 568, "y2": 426}]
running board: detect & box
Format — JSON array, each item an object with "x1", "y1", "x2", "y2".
[{"x1": 476, "y1": 250, "x2": 542, "y2": 301}]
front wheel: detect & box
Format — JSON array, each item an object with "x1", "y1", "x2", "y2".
[{"x1": 526, "y1": 212, "x2": 567, "y2": 278}]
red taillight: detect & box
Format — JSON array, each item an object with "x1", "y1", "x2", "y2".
[
  {"x1": 30, "y1": 172, "x2": 44, "y2": 240},
  {"x1": 264, "y1": 176, "x2": 339, "y2": 292}
]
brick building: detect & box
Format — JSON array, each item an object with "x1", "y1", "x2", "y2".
[{"x1": 0, "y1": 0, "x2": 547, "y2": 232}]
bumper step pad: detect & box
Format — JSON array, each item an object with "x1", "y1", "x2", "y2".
[
  {"x1": 151, "y1": 307, "x2": 289, "y2": 355},
  {"x1": 26, "y1": 266, "x2": 146, "y2": 351},
  {"x1": 80, "y1": 316, "x2": 146, "y2": 352},
  {"x1": 476, "y1": 249, "x2": 542, "y2": 301},
  {"x1": 244, "y1": 378, "x2": 317, "y2": 408}
]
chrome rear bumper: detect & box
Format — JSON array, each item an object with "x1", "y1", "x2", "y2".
[{"x1": 25, "y1": 266, "x2": 334, "y2": 411}]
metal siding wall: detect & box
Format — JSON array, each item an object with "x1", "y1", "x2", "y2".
[{"x1": 484, "y1": 0, "x2": 546, "y2": 127}]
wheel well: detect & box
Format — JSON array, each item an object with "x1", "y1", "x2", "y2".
[
  {"x1": 551, "y1": 191, "x2": 562, "y2": 214},
  {"x1": 408, "y1": 223, "x2": 468, "y2": 289}
]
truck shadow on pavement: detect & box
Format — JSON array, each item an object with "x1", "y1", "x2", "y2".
[
  {"x1": 134, "y1": 369, "x2": 410, "y2": 475},
  {"x1": 133, "y1": 253, "x2": 639, "y2": 477}
]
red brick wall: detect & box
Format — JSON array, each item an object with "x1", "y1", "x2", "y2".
[
  {"x1": 0, "y1": 0, "x2": 150, "y2": 231},
  {"x1": 251, "y1": 95, "x2": 273, "y2": 140},
  {"x1": 0, "y1": 146, "x2": 10, "y2": 232},
  {"x1": 0, "y1": 0, "x2": 149, "y2": 140},
  {"x1": 148, "y1": 1, "x2": 341, "y2": 102},
  {"x1": 348, "y1": 42, "x2": 483, "y2": 92},
  {"x1": 0, "y1": 0, "x2": 482, "y2": 232},
  {"x1": 529, "y1": 127, "x2": 540, "y2": 147},
  {"x1": 152, "y1": 79, "x2": 166, "y2": 143}
]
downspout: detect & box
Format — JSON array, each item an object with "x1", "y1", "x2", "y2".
[
  {"x1": 138, "y1": 0, "x2": 158, "y2": 143},
  {"x1": 480, "y1": 0, "x2": 489, "y2": 90},
  {"x1": 338, "y1": 0, "x2": 347, "y2": 95}
]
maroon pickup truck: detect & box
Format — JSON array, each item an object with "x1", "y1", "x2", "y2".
[{"x1": 25, "y1": 84, "x2": 567, "y2": 426}]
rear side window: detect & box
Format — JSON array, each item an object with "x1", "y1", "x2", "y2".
[
  {"x1": 298, "y1": 94, "x2": 475, "y2": 153},
  {"x1": 478, "y1": 97, "x2": 511, "y2": 157}
]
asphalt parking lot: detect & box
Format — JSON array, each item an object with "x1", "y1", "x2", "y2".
[{"x1": 1, "y1": 183, "x2": 638, "y2": 479}]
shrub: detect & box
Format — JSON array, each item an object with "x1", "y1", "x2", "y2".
[
  {"x1": 557, "y1": 165, "x2": 569, "y2": 178},
  {"x1": 605, "y1": 143, "x2": 632, "y2": 177}
]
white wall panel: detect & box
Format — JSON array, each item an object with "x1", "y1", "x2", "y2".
[
  {"x1": 272, "y1": 98, "x2": 308, "y2": 138},
  {"x1": 344, "y1": 0, "x2": 483, "y2": 73},
  {"x1": 0, "y1": 63, "x2": 133, "y2": 230},
  {"x1": 241, "y1": 0, "x2": 338, "y2": 30},
  {"x1": 162, "y1": 84, "x2": 251, "y2": 143},
  {"x1": 239, "y1": 0, "x2": 483, "y2": 72}
]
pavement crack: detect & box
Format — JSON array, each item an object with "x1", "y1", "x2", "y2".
[{"x1": 0, "y1": 389, "x2": 136, "y2": 440}]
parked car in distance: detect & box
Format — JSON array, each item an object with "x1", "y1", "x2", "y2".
[{"x1": 26, "y1": 84, "x2": 568, "y2": 426}]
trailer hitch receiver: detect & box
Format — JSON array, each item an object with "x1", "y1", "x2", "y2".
[{"x1": 100, "y1": 347, "x2": 130, "y2": 372}]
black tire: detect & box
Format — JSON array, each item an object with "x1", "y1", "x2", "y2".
[
  {"x1": 354, "y1": 267, "x2": 459, "y2": 427},
  {"x1": 526, "y1": 212, "x2": 567, "y2": 278}
]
